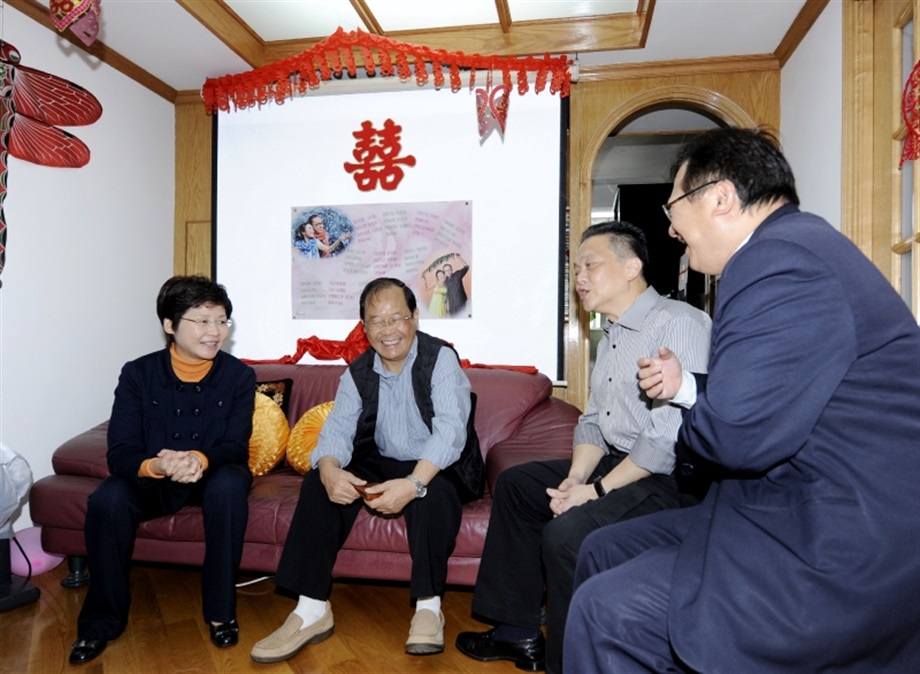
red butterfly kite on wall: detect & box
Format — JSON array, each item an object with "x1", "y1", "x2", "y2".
[{"x1": 0, "y1": 40, "x2": 103, "y2": 287}]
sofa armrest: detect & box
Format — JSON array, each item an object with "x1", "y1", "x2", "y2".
[
  {"x1": 51, "y1": 422, "x2": 110, "y2": 479},
  {"x1": 484, "y1": 397, "x2": 580, "y2": 493}
]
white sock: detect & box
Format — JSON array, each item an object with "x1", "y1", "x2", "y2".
[
  {"x1": 416, "y1": 596, "x2": 441, "y2": 614},
  {"x1": 293, "y1": 595, "x2": 327, "y2": 625}
]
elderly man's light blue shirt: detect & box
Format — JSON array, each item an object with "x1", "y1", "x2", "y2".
[{"x1": 311, "y1": 337, "x2": 471, "y2": 471}]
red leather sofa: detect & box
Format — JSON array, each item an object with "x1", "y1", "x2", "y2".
[{"x1": 30, "y1": 363, "x2": 580, "y2": 587}]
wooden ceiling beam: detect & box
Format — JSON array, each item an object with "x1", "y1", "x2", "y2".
[
  {"x1": 774, "y1": 0, "x2": 830, "y2": 67},
  {"x1": 261, "y1": 13, "x2": 648, "y2": 65},
  {"x1": 176, "y1": 0, "x2": 264, "y2": 68},
  {"x1": 495, "y1": 0, "x2": 512, "y2": 34},
  {"x1": 350, "y1": 0, "x2": 383, "y2": 34},
  {"x1": 5, "y1": 0, "x2": 177, "y2": 102}
]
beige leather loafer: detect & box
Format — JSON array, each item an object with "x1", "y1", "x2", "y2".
[
  {"x1": 250, "y1": 603, "x2": 334, "y2": 663},
  {"x1": 405, "y1": 609, "x2": 445, "y2": 655}
]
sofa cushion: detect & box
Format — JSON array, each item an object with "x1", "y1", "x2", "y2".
[
  {"x1": 287, "y1": 401, "x2": 334, "y2": 474},
  {"x1": 251, "y1": 363, "x2": 345, "y2": 425},
  {"x1": 464, "y1": 368, "x2": 552, "y2": 453},
  {"x1": 484, "y1": 398, "x2": 582, "y2": 489},
  {"x1": 248, "y1": 393, "x2": 290, "y2": 476},
  {"x1": 255, "y1": 377, "x2": 294, "y2": 416}
]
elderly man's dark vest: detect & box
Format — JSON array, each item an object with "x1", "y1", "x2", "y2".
[{"x1": 348, "y1": 331, "x2": 484, "y2": 503}]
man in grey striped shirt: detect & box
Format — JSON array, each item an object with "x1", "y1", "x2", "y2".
[{"x1": 457, "y1": 221, "x2": 711, "y2": 674}]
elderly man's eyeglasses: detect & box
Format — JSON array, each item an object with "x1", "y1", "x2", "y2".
[
  {"x1": 662, "y1": 180, "x2": 719, "y2": 221},
  {"x1": 180, "y1": 317, "x2": 232, "y2": 329},
  {"x1": 364, "y1": 315, "x2": 412, "y2": 331}
]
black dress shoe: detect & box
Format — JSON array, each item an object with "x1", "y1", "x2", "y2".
[
  {"x1": 209, "y1": 619, "x2": 239, "y2": 648},
  {"x1": 456, "y1": 628, "x2": 546, "y2": 671},
  {"x1": 69, "y1": 637, "x2": 107, "y2": 664}
]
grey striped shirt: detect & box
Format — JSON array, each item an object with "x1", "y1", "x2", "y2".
[{"x1": 573, "y1": 287, "x2": 711, "y2": 474}]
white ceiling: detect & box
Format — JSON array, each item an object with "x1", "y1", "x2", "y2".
[
  {"x1": 18, "y1": 0, "x2": 808, "y2": 93},
  {"x1": 226, "y1": 0, "x2": 643, "y2": 40}
]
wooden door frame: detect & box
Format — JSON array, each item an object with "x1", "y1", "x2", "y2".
[
  {"x1": 558, "y1": 68, "x2": 779, "y2": 411},
  {"x1": 843, "y1": 0, "x2": 919, "y2": 317}
]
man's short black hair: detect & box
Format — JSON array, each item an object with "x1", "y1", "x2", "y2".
[
  {"x1": 670, "y1": 127, "x2": 799, "y2": 210},
  {"x1": 581, "y1": 220, "x2": 649, "y2": 282},
  {"x1": 359, "y1": 277, "x2": 417, "y2": 321}
]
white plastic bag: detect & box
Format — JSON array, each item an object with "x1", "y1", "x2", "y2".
[{"x1": 0, "y1": 443, "x2": 33, "y2": 536}]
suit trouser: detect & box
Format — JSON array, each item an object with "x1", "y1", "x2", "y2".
[
  {"x1": 274, "y1": 453, "x2": 462, "y2": 601},
  {"x1": 77, "y1": 463, "x2": 252, "y2": 640},
  {"x1": 565, "y1": 507, "x2": 695, "y2": 674},
  {"x1": 471, "y1": 454, "x2": 697, "y2": 674}
]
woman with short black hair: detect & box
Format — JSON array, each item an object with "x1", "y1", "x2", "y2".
[{"x1": 69, "y1": 275, "x2": 256, "y2": 665}]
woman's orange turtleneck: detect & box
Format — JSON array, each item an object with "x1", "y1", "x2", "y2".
[{"x1": 137, "y1": 345, "x2": 213, "y2": 479}]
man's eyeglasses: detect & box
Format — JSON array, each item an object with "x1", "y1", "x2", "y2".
[
  {"x1": 662, "y1": 180, "x2": 719, "y2": 221},
  {"x1": 180, "y1": 317, "x2": 233, "y2": 329},
  {"x1": 364, "y1": 315, "x2": 413, "y2": 331}
]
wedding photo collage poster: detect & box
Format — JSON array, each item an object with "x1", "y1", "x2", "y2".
[{"x1": 290, "y1": 200, "x2": 473, "y2": 320}]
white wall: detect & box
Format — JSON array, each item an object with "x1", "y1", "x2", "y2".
[
  {"x1": 0, "y1": 8, "x2": 175, "y2": 530},
  {"x1": 216, "y1": 87, "x2": 563, "y2": 378},
  {"x1": 781, "y1": 0, "x2": 843, "y2": 229}
]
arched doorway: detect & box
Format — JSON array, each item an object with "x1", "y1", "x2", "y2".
[{"x1": 559, "y1": 75, "x2": 776, "y2": 411}]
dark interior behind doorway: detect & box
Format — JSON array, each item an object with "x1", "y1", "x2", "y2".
[{"x1": 617, "y1": 183, "x2": 708, "y2": 312}]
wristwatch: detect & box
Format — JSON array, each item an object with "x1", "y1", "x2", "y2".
[
  {"x1": 407, "y1": 474, "x2": 428, "y2": 499},
  {"x1": 593, "y1": 476, "x2": 608, "y2": 498}
]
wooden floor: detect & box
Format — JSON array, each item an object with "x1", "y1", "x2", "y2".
[{"x1": 0, "y1": 562, "x2": 525, "y2": 673}]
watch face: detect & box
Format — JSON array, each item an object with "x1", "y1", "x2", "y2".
[{"x1": 409, "y1": 475, "x2": 427, "y2": 498}]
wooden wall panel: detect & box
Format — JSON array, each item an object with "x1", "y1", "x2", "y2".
[
  {"x1": 842, "y1": 0, "x2": 876, "y2": 263},
  {"x1": 184, "y1": 220, "x2": 212, "y2": 277},
  {"x1": 174, "y1": 101, "x2": 213, "y2": 277}
]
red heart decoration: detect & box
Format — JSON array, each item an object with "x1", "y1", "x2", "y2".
[
  {"x1": 476, "y1": 87, "x2": 493, "y2": 139},
  {"x1": 489, "y1": 84, "x2": 511, "y2": 134}
]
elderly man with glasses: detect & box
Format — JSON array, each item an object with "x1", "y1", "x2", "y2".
[{"x1": 251, "y1": 277, "x2": 480, "y2": 664}]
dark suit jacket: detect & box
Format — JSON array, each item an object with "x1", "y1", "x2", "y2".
[
  {"x1": 671, "y1": 205, "x2": 920, "y2": 672},
  {"x1": 106, "y1": 348, "x2": 256, "y2": 481}
]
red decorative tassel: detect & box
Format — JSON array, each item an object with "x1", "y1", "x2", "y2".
[
  {"x1": 395, "y1": 50, "x2": 411, "y2": 80},
  {"x1": 449, "y1": 61, "x2": 462, "y2": 92},
  {"x1": 317, "y1": 53, "x2": 331, "y2": 80},
  {"x1": 361, "y1": 46, "x2": 375, "y2": 76},
  {"x1": 343, "y1": 47, "x2": 357, "y2": 77},
  {"x1": 329, "y1": 48, "x2": 343, "y2": 76},
  {"x1": 432, "y1": 57, "x2": 444, "y2": 88},
  {"x1": 379, "y1": 48, "x2": 394, "y2": 77},
  {"x1": 414, "y1": 54, "x2": 428, "y2": 86},
  {"x1": 900, "y1": 59, "x2": 919, "y2": 168}
]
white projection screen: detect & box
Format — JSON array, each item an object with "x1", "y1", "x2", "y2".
[{"x1": 215, "y1": 80, "x2": 565, "y2": 379}]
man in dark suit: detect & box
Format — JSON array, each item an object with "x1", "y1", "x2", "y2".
[{"x1": 565, "y1": 128, "x2": 920, "y2": 673}]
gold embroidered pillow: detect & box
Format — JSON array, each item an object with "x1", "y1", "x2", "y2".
[
  {"x1": 248, "y1": 393, "x2": 290, "y2": 477},
  {"x1": 287, "y1": 401, "x2": 334, "y2": 474},
  {"x1": 255, "y1": 378, "x2": 293, "y2": 416}
]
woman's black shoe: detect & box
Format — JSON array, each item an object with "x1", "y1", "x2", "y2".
[
  {"x1": 209, "y1": 619, "x2": 239, "y2": 648},
  {"x1": 69, "y1": 638, "x2": 108, "y2": 664}
]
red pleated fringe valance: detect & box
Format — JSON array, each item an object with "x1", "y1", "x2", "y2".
[{"x1": 202, "y1": 27, "x2": 572, "y2": 114}]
